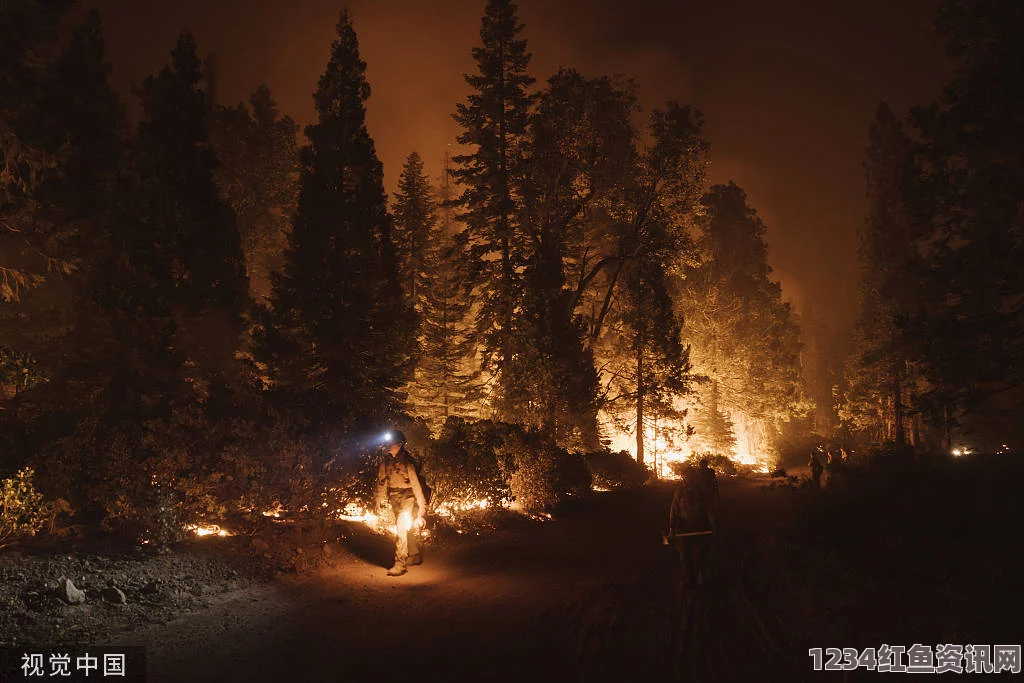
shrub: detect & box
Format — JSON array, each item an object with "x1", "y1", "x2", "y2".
[
  {"x1": 318, "y1": 434, "x2": 378, "y2": 526},
  {"x1": 586, "y1": 450, "x2": 647, "y2": 490},
  {"x1": 499, "y1": 430, "x2": 561, "y2": 514},
  {"x1": 0, "y1": 348, "x2": 48, "y2": 399},
  {"x1": 498, "y1": 429, "x2": 589, "y2": 514},
  {"x1": 423, "y1": 418, "x2": 589, "y2": 518},
  {"x1": 218, "y1": 416, "x2": 325, "y2": 524},
  {"x1": 705, "y1": 453, "x2": 737, "y2": 476},
  {"x1": 421, "y1": 417, "x2": 510, "y2": 520},
  {"x1": 556, "y1": 450, "x2": 592, "y2": 499},
  {"x1": 0, "y1": 467, "x2": 53, "y2": 549},
  {"x1": 668, "y1": 460, "x2": 693, "y2": 479},
  {"x1": 672, "y1": 453, "x2": 737, "y2": 478}
]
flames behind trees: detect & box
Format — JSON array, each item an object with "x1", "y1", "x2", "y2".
[{"x1": 0, "y1": 0, "x2": 817, "y2": 546}]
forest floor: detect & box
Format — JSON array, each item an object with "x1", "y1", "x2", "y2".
[{"x1": 2, "y1": 454, "x2": 1021, "y2": 682}]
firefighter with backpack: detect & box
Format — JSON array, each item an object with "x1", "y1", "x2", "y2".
[
  {"x1": 375, "y1": 430, "x2": 428, "y2": 576},
  {"x1": 665, "y1": 459, "x2": 718, "y2": 586}
]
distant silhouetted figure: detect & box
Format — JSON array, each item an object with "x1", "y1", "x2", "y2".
[
  {"x1": 696, "y1": 457, "x2": 719, "y2": 505},
  {"x1": 667, "y1": 466, "x2": 716, "y2": 586},
  {"x1": 825, "y1": 446, "x2": 844, "y2": 484},
  {"x1": 808, "y1": 451, "x2": 823, "y2": 489}
]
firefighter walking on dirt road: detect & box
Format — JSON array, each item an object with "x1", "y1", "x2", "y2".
[
  {"x1": 666, "y1": 461, "x2": 718, "y2": 587},
  {"x1": 808, "y1": 450, "x2": 823, "y2": 489},
  {"x1": 376, "y1": 430, "x2": 427, "y2": 576}
]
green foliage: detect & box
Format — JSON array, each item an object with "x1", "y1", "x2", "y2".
[
  {"x1": 499, "y1": 431, "x2": 561, "y2": 514},
  {"x1": 1, "y1": 0, "x2": 851, "y2": 548},
  {"x1": 503, "y1": 70, "x2": 639, "y2": 449},
  {"x1": 0, "y1": 11, "x2": 125, "y2": 403},
  {"x1": 0, "y1": 467, "x2": 53, "y2": 548},
  {"x1": 37, "y1": 405, "x2": 194, "y2": 542},
  {"x1": 36, "y1": 392, "x2": 345, "y2": 544},
  {"x1": 421, "y1": 417, "x2": 589, "y2": 518},
  {"x1": 585, "y1": 450, "x2": 647, "y2": 490},
  {"x1": 392, "y1": 151, "x2": 436, "y2": 308},
  {"x1": 86, "y1": 148, "x2": 180, "y2": 395}
]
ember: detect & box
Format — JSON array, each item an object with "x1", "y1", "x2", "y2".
[{"x1": 185, "y1": 524, "x2": 232, "y2": 538}]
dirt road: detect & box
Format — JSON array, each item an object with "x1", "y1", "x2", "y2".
[{"x1": 113, "y1": 478, "x2": 786, "y2": 682}]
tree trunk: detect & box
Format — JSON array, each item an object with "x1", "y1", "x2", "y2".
[
  {"x1": 636, "y1": 333, "x2": 645, "y2": 467},
  {"x1": 652, "y1": 413, "x2": 658, "y2": 478},
  {"x1": 893, "y1": 374, "x2": 905, "y2": 445},
  {"x1": 943, "y1": 404, "x2": 952, "y2": 454}
]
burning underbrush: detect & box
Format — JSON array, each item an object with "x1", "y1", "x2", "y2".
[
  {"x1": 9, "y1": 408, "x2": 727, "y2": 575},
  {"x1": 129, "y1": 417, "x2": 604, "y2": 569}
]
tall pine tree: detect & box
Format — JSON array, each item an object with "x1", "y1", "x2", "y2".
[
  {"x1": 693, "y1": 380, "x2": 737, "y2": 457},
  {"x1": 392, "y1": 152, "x2": 436, "y2": 310},
  {"x1": 507, "y1": 70, "x2": 636, "y2": 449},
  {"x1": 210, "y1": 84, "x2": 299, "y2": 303},
  {"x1": 677, "y1": 182, "x2": 808, "y2": 463},
  {"x1": 40, "y1": 10, "x2": 131, "y2": 390},
  {"x1": 397, "y1": 152, "x2": 479, "y2": 427},
  {"x1": 903, "y1": 1, "x2": 1024, "y2": 447},
  {"x1": 136, "y1": 31, "x2": 249, "y2": 390},
  {"x1": 263, "y1": 10, "x2": 414, "y2": 430},
  {"x1": 596, "y1": 104, "x2": 707, "y2": 465},
  {"x1": 0, "y1": 0, "x2": 75, "y2": 303},
  {"x1": 452, "y1": 0, "x2": 535, "y2": 418},
  {"x1": 843, "y1": 103, "x2": 921, "y2": 445},
  {"x1": 137, "y1": 31, "x2": 247, "y2": 316},
  {"x1": 1, "y1": 7, "x2": 123, "y2": 401}
]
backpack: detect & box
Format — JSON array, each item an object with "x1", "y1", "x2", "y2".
[
  {"x1": 410, "y1": 453, "x2": 433, "y2": 508},
  {"x1": 670, "y1": 485, "x2": 711, "y2": 533}
]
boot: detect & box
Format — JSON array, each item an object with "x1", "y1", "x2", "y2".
[
  {"x1": 408, "y1": 554, "x2": 422, "y2": 566},
  {"x1": 386, "y1": 563, "x2": 406, "y2": 576}
]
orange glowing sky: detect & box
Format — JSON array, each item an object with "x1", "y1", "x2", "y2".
[{"x1": 86, "y1": 0, "x2": 951, "y2": 343}]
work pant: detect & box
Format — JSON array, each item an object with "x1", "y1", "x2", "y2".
[
  {"x1": 670, "y1": 521, "x2": 712, "y2": 586},
  {"x1": 389, "y1": 491, "x2": 420, "y2": 566},
  {"x1": 673, "y1": 533, "x2": 711, "y2": 585}
]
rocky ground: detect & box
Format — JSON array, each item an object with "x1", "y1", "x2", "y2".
[
  {"x1": 0, "y1": 507, "x2": 524, "y2": 654},
  {"x1": 0, "y1": 537, "x2": 266, "y2": 649}
]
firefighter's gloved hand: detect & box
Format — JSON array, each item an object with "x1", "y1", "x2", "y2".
[{"x1": 415, "y1": 514, "x2": 426, "y2": 529}]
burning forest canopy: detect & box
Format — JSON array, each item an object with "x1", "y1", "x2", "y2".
[{"x1": 1, "y1": 0, "x2": 1022, "y2": 546}]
